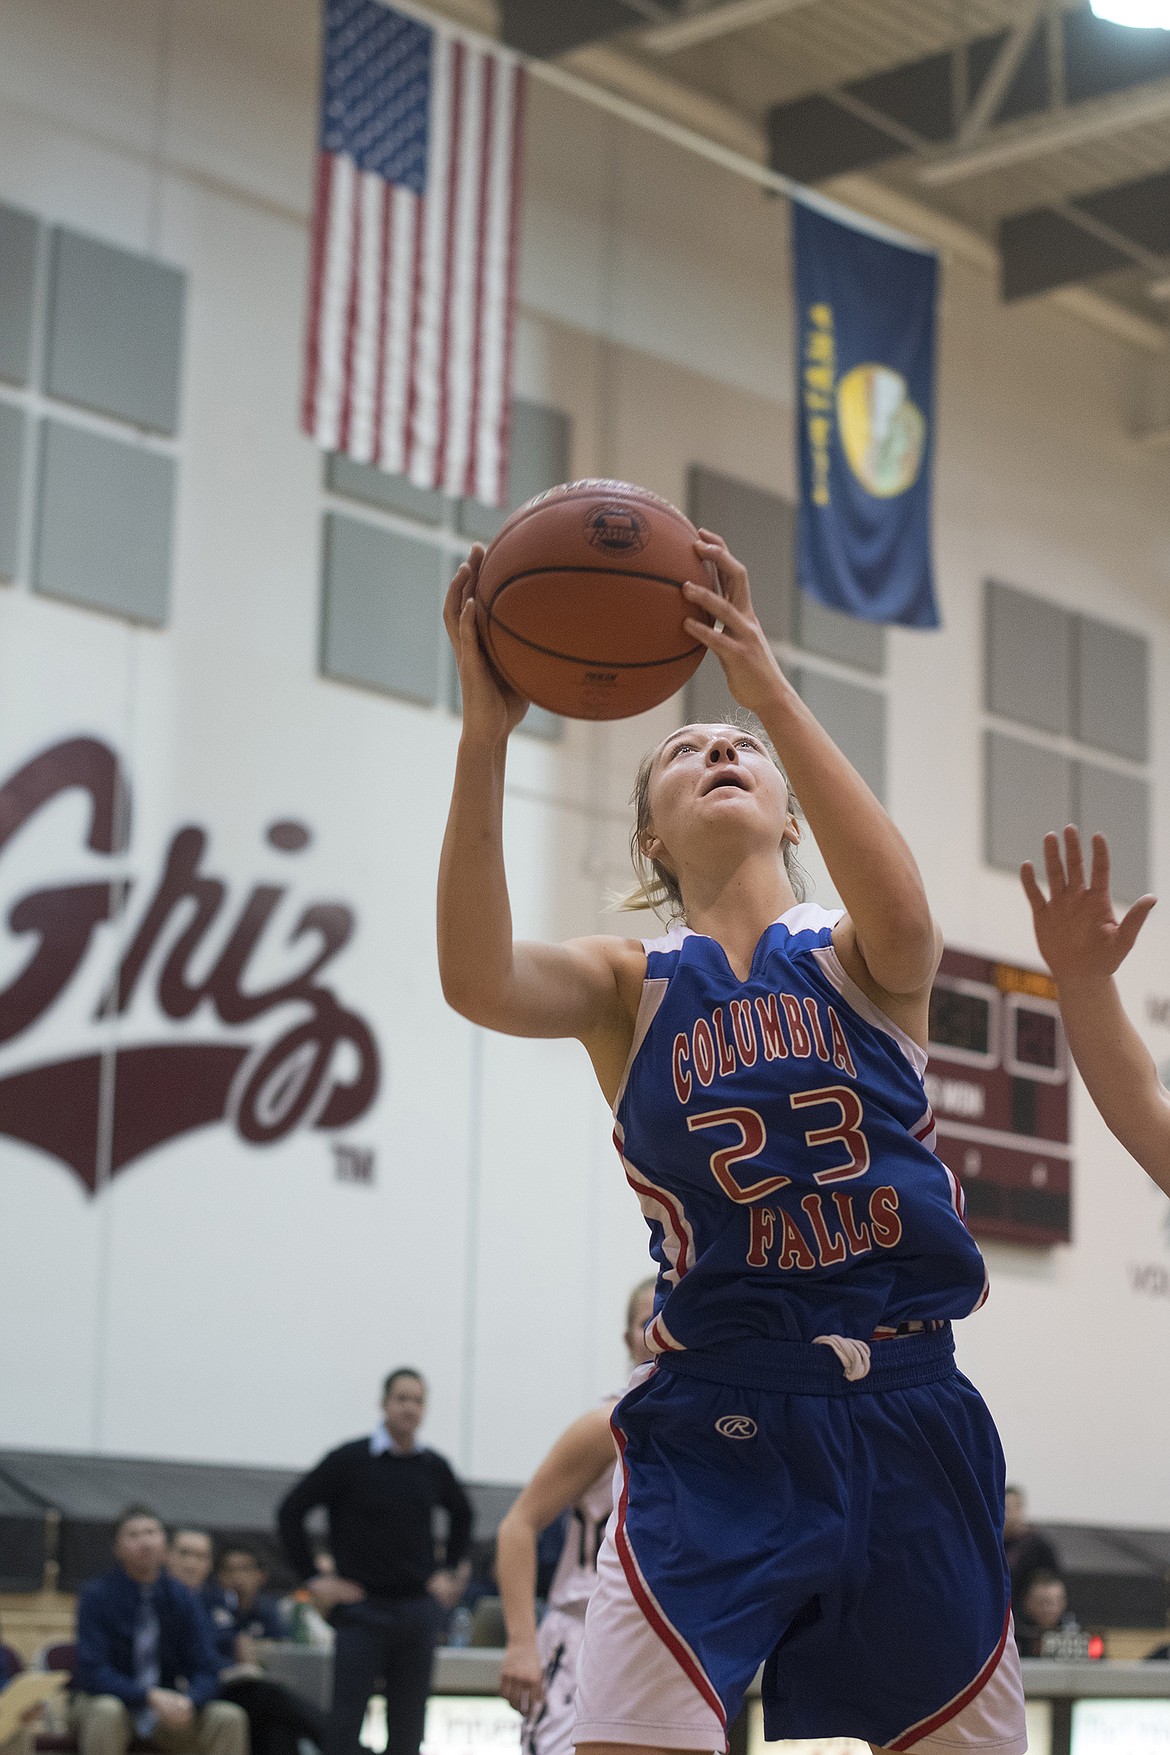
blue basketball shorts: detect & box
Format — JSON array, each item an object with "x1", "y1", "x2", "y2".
[{"x1": 573, "y1": 1328, "x2": 1026, "y2": 1753}]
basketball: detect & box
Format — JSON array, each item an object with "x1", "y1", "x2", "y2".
[{"x1": 474, "y1": 479, "x2": 716, "y2": 721}]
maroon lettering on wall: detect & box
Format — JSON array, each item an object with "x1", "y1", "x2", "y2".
[{"x1": 0, "y1": 737, "x2": 381, "y2": 1193}]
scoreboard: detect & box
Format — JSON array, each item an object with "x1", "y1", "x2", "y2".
[{"x1": 927, "y1": 947, "x2": 1071, "y2": 1247}]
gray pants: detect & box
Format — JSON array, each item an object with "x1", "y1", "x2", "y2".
[{"x1": 72, "y1": 1696, "x2": 248, "y2": 1755}]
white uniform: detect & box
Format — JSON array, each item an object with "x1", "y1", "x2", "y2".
[{"x1": 522, "y1": 1462, "x2": 616, "y2": 1755}]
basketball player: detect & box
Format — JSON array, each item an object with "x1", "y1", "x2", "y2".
[
  {"x1": 1022, "y1": 825, "x2": 1167, "y2": 1189},
  {"x1": 438, "y1": 532, "x2": 1026, "y2": 1754},
  {"x1": 497, "y1": 1280, "x2": 656, "y2": 1755}
]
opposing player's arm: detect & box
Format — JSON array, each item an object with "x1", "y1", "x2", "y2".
[
  {"x1": 680, "y1": 534, "x2": 940, "y2": 1012},
  {"x1": 1022, "y1": 828, "x2": 1170, "y2": 1193},
  {"x1": 438, "y1": 550, "x2": 644, "y2": 1057},
  {"x1": 496, "y1": 1407, "x2": 617, "y2": 1714}
]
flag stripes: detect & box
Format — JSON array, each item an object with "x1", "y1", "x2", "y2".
[{"x1": 302, "y1": 10, "x2": 525, "y2": 505}]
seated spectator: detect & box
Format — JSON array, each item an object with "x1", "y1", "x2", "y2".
[
  {"x1": 165, "y1": 1533, "x2": 215, "y2": 1598},
  {"x1": 165, "y1": 1536, "x2": 324, "y2": 1755},
  {"x1": 73, "y1": 1506, "x2": 246, "y2": 1755},
  {"x1": 1013, "y1": 1570, "x2": 1079, "y2": 1658},
  {"x1": 209, "y1": 1549, "x2": 287, "y2": 1663},
  {"x1": 1003, "y1": 1484, "x2": 1059, "y2": 1612}
]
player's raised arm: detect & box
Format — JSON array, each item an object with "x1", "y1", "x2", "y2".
[
  {"x1": 1021, "y1": 827, "x2": 1169, "y2": 1193},
  {"x1": 437, "y1": 549, "x2": 640, "y2": 1061},
  {"x1": 681, "y1": 533, "x2": 940, "y2": 1011}
]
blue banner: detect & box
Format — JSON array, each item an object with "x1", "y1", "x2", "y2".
[{"x1": 793, "y1": 197, "x2": 939, "y2": 629}]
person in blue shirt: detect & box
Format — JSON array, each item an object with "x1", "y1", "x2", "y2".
[
  {"x1": 205, "y1": 1548, "x2": 288, "y2": 1661},
  {"x1": 165, "y1": 1533, "x2": 324, "y2": 1755},
  {"x1": 73, "y1": 1507, "x2": 246, "y2": 1755}
]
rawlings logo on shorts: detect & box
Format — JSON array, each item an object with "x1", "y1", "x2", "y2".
[{"x1": 715, "y1": 1414, "x2": 757, "y2": 1440}]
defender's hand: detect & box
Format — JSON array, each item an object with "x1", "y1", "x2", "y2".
[
  {"x1": 443, "y1": 546, "x2": 528, "y2": 746},
  {"x1": 498, "y1": 1641, "x2": 545, "y2": 1716},
  {"x1": 1021, "y1": 827, "x2": 1155, "y2": 986},
  {"x1": 680, "y1": 531, "x2": 788, "y2": 719}
]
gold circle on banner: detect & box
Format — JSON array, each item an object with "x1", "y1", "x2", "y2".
[{"x1": 835, "y1": 363, "x2": 927, "y2": 499}]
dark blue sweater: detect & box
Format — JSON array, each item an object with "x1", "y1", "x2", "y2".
[{"x1": 75, "y1": 1568, "x2": 222, "y2": 1708}]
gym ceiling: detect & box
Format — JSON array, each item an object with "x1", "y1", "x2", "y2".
[{"x1": 436, "y1": 0, "x2": 1170, "y2": 347}]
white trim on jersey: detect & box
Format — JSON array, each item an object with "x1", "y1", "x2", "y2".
[
  {"x1": 612, "y1": 976, "x2": 670, "y2": 1115},
  {"x1": 811, "y1": 942, "x2": 929, "y2": 1078}
]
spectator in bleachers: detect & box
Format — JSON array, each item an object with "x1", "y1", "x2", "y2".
[
  {"x1": 1003, "y1": 1484, "x2": 1059, "y2": 1612},
  {"x1": 73, "y1": 1506, "x2": 246, "y2": 1755},
  {"x1": 210, "y1": 1550, "x2": 287, "y2": 1657},
  {"x1": 165, "y1": 1534, "x2": 215, "y2": 1598},
  {"x1": 277, "y1": 1368, "x2": 472, "y2": 1755},
  {"x1": 1013, "y1": 1570, "x2": 1079, "y2": 1657},
  {"x1": 165, "y1": 1535, "x2": 325, "y2": 1755}
]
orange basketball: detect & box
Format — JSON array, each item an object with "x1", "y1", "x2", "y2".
[{"x1": 474, "y1": 479, "x2": 715, "y2": 721}]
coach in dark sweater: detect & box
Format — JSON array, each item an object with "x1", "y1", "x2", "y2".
[{"x1": 278, "y1": 1369, "x2": 472, "y2": 1755}]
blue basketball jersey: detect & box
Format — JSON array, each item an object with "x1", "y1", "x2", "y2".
[{"x1": 613, "y1": 903, "x2": 989, "y2": 1349}]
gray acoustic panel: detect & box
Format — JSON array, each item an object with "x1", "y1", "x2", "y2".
[
  {"x1": 1075, "y1": 761, "x2": 1150, "y2": 905},
  {"x1": 985, "y1": 580, "x2": 1071, "y2": 735},
  {"x1": 793, "y1": 586, "x2": 886, "y2": 675},
  {"x1": 0, "y1": 402, "x2": 27, "y2": 581},
  {"x1": 321, "y1": 512, "x2": 444, "y2": 703},
  {"x1": 1074, "y1": 615, "x2": 1148, "y2": 762},
  {"x1": 792, "y1": 666, "x2": 886, "y2": 804},
  {"x1": 327, "y1": 451, "x2": 446, "y2": 524},
  {"x1": 459, "y1": 398, "x2": 571, "y2": 543},
  {"x1": 445, "y1": 634, "x2": 562, "y2": 741},
  {"x1": 687, "y1": 467, "x2": 793, "y2": 643},
  {"x1": 45, "y1": 229, "x2": 185, "y2": 433},
  {"x1": 984, "y1": 731, "x2": 1075, "y2": 876},
  {"x1": 33, "y1": 420, "x2": 174, "y2": 624},
  {"x1": 0, "y1": 204, "x2": 39, "y2": 387}
]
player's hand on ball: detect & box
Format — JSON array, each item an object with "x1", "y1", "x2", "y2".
[
  {"x1": 681, "y1": 531, "x2": 787, "y2": 718},
  {"x1": 1021, "y1": 827, "x2": 1156, "y2": 985},
  {"x1": 444, "y1": 545, "x2": 528, "y2": 744},
  {"x1": 498, "y1": 1641, "x2": 545, "y2": 1716}
]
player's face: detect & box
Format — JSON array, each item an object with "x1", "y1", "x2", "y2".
[{"x1": 646, "y1": 725, "x2": 796, "y2": 871}]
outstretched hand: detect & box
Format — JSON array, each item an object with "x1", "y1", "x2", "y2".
[
  {"x1": 443, "y1": 545, "x2": 528, "y2": 745},
  {"x1": 681, "y1": 530, "x2": 787, "y2": 719},
  {"x1": 1021, "y1": 826, "x2": 1155, "y2": 985}
]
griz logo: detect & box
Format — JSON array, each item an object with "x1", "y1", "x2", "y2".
[{"x1": 0, "y1": 737, "x2": 379, "y2": 1192}]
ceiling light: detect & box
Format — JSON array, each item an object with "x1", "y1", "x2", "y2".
[{"x1": 1090, "y1": 1, "x2": 1170, "y2": 25}]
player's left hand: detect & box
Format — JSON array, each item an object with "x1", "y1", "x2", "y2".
[
  {"x1": 498, "y1": 1640, "x2": 545, "y2": 1716},
  {"x1": 1021, "y1": 826, "x2": 1156, "y2": 985},
  {"x1": 681, "y1": 531, "x2": 788, "y2": 719}
]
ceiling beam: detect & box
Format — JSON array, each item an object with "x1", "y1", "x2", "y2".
[
  {"x1": 918, "y1": 76, "x2": 1170, "y2": 185},
  {"x1": 560, "y1": 41, "x2": 1165, "y2": 350},
  {"x1": 640, "y1": 0, "x2": 821, "y2": 56},
  {"x1": 956, "y1": 2, "x2": 1045, "y2": 143}
]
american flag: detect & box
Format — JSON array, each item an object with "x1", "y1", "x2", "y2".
[{"x1": 302, "y1": 0, "x2": 526, "y2": 505}]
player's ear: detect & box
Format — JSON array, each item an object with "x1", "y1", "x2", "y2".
[{"x1": 782, "y1": 814, "x2": 802, "y2": 847}]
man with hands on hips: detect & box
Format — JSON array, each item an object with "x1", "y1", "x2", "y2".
[{"x1": 278, "y1": 1369, "x2": 472, "y2": 1755}]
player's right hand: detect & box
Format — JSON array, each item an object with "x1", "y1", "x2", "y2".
[
  {"x1": 444, "y1": 545, "x2": 528, "y2": 744},
  {"x1": 498, "y1": 1641, "x2": 545, "y2": 1716},
  {"x1": 1021, "y1": 826, "x2": 1156, "y2": 985}
]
